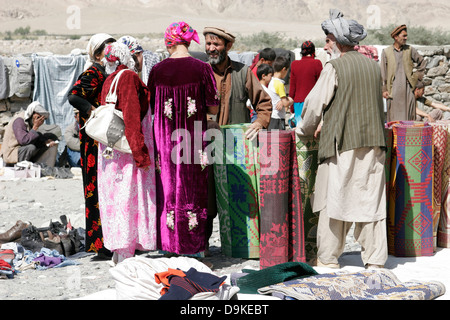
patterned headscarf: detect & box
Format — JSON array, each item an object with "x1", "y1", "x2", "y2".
[
  {"x1": 301, "y1": 41, "x2": 316, "y2": 57},
  {"x1": 164, "y1": 21, "x2": 200, "y2": 47},
  {"x1": 118, "y1": 35, "x2": 144, "y2": 55},
  {"x1": 103, "y1": 42, "x2": 136, "y2": 74}
]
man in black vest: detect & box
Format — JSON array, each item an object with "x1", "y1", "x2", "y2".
[{"x1": 296, "y1": 10, "x2": 388, "y2": 269}]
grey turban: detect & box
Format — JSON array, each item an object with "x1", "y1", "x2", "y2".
[{"x1": 321, "y1": 9, "x2": 367, "y2": 46}]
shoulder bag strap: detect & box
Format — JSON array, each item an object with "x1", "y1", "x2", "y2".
[{"x1": 105, "y1": 69, "x2": 128, "y2": 104}]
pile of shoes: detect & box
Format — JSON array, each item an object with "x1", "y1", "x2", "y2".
[
  {"x1": 0, "y1": 220, "x2": 31, "y2": 245},
  {"x1": 0, "y1": 216, "x2": 84, "y2": 257}
]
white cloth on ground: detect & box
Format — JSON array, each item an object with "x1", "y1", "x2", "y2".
[{"x1": 109, "y1": 256, "x2": 239, "y2": 300}]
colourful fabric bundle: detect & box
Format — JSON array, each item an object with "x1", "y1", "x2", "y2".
[
  {"x1": 294, "y1": 133, "x2": 320, "y2": 262},
  {"x1": 259, "y1": 131, "x2": 305, "y2": 269},
  {"x1": 436, "y1": 120, "x2": 450, "y2": 248},
  {"x1": 388, "y1": 121, "x2": 434, "y2": 257},
  {"x1": 213, "y1": 124, "x2": 260, "y2": 258},
  {"x1": 258, "y1": 269, "x2": 445, "y2": 300}
]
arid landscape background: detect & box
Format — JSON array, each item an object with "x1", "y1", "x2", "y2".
[{"x1": 0, "y1": 0, "x2": 449, "y2": 54}]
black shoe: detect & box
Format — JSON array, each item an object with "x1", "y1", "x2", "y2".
[{"x1": 21, "y1": 226, "x2": 44, "y2": 253}]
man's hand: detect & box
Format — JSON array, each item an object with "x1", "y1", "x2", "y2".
[
  {"x1": 382, "y1": 91, "x2": 390, "y2": 99},
  {"x1": 32, "y1": 115, "x2": 46, "y2": 131},
  {"x1": 314, "y1": 122, "x2": 323, "y2": 139},
  {"x1": 245, "y1": 123, "x2": 262, "y2": 141},
  {"x1": 275, "y1": 100, "x2": 283, "y2": 111}
]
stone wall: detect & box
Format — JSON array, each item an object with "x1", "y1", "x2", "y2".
[{"x1": 417, "y1": 45, "x2": 450, "y2": 107}]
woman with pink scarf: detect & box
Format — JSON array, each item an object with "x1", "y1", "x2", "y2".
[{"x1": 148, "y1": 22, "x2": 219, "y2": 255}]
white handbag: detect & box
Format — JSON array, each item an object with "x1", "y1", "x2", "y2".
[{"x1": 83, "y1": 69, "x2": 132, "y2": 158}]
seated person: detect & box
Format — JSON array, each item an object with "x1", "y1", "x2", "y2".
[
  {"x1": 0, "y1": 102, "x2": 58, "y2": 167},
  {"x1": 415, "y1": 81, "x2": 450, "y2": 122},
  {"x1": 64, "y1": 108, "x2": 81, "y2": 168}
]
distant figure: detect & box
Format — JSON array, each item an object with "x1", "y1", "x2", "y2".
[
  {"x1": 0, "y1": 101, "x2": 58, "y2": 167},
  {"x1": 380, "y1": 24, "x2": 427, "y2": 122},
  {"x1": 64, "y1": 108, "x2": 81, "y2": 168},
  {"x1": 289, "y1": 41, "x2": 323, "y2": 126},
  {"x1": 414, "y1": 81, "x2": 450, "y2": 122}
]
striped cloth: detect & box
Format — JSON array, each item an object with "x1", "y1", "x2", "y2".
[
  {"x1": 388, "y1": 121, "x2": 434, "y2": 257},
  {"x1": 213, "y1": 124, "x2": 261, "y2": 258},
  {"x1": 259, "y1": 131, "x2": 305, "y2": 269}
]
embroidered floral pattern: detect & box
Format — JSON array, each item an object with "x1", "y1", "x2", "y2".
[
  {"x1": 187, "y1": 97, "x2": 197, "y2": 118},
  {"x1": 187, "y1": 211, "x2": 198, "y2": 231},
  {"x1": 198, "y1": 150, "x2": 209, "y2": 171},
  {"x1": 166, "y1": 211, "x2": 175, "y2": 230},
  {"x1": 164, "y1": 98, "x2": 173, "y2": 120}
]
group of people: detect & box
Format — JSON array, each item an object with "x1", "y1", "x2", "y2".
[
  {"x1": 2, "y1": 9, "x2": 444, "y2": 270},
  {"x1": 65, "y1": 22, "x2": 276, "y2": 264}
]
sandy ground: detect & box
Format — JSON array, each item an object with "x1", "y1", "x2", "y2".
[{"x1": 0, "y1": 174, "x2": 448, "y2": 300}]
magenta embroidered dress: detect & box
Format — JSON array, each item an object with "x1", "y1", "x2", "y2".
[{"x1": 148, "y1": 57, "x2": 218, "y2": 255}]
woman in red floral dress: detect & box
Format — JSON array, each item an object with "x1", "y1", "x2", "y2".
[{"x1": 68, "y1": 33, "x2": 115, "y2": 258}]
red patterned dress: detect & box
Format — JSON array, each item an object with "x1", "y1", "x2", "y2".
[{"x1": 68, "y1": 63, "x2": 111, "y2": 256}]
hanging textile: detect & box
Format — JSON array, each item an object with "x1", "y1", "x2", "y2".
[
  {"x1": 294, "y1": 133, "x2": 320, "y2": 262},
  {"x1": 213, "y1": 124, "x2": 260, "y2": 258},
  {"x1": 259, "y1": 131, "x2": 305, "y2": 269},
  {"x1": 437, "y1": 120, "x2": 450, "y2": 248},
  {"x1": 388, "y1": 121, "x2": 434, "y2": 257}
]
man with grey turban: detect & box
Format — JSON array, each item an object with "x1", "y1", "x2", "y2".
[{"x1": 296, "y1": 10, "x2": 388, "y2": 270}]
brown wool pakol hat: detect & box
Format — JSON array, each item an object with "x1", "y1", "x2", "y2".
[
  {"x1": 203, "y1": 27, "x2": 236, "y2": 43},
  {"x1": 391, "y1": 24, "x2": 407, "y2": 38}
]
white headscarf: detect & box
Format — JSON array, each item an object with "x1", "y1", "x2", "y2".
[
  {"x1": 24, "y1": 101, "x2": 49, "y2": 121},
  {"x1": 103, "y1": 42, "x2": 136, "y2": 75},
  {"x1": 84, "y1": 33, "x2": 115, "y2": 70},
  {"x1": 321, "y1": 9, "x2": 367, "y2": 47}
]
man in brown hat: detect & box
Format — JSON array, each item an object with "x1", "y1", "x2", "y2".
[
  {"x1": 380, "y1": 24, "x2": 426, "y2": 122},
  {"x1": 203, "y1": 26, "x2": 272, "y2": 140},
  {"x1": 202, "y1": 27, "x2": 273, "y2": 254}
]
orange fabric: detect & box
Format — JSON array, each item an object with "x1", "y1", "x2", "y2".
[{"x1": 155, "y1": 269, "x2": 186, "y2": 296}]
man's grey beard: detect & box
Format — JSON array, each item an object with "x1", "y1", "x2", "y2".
[
  {"x1": 207, "y1": 48, "x2": 227, "y2": 65},
  {"x1": 329, "y1": 45, "x2": 342, "y2": 60}
]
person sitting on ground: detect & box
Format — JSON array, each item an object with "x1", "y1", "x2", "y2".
[
  {"x1": 267, "y1": 56, "x2": 294, "y2": 131},
  {"x1": 0, "y1": 101, "x2": 58, "y2": 167},
  {"x1": 414, "y1": 81, "x2": 450, "y2": 122},
  {"x1": 64, "y1": 108, "x2": 81, "y2": 168}
]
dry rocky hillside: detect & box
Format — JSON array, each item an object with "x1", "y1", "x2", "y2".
[{"x1": 0, "y1": 0, "x2": 449, "y2": 40}]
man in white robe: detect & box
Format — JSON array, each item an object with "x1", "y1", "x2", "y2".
[{"x1": 296, "y1": 9, "x2": 388, "y2": 269}]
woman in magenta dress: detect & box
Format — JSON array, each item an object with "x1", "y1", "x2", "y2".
[{"x1": 148, "y1": 22, "x2": 219, "y2": 255}]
